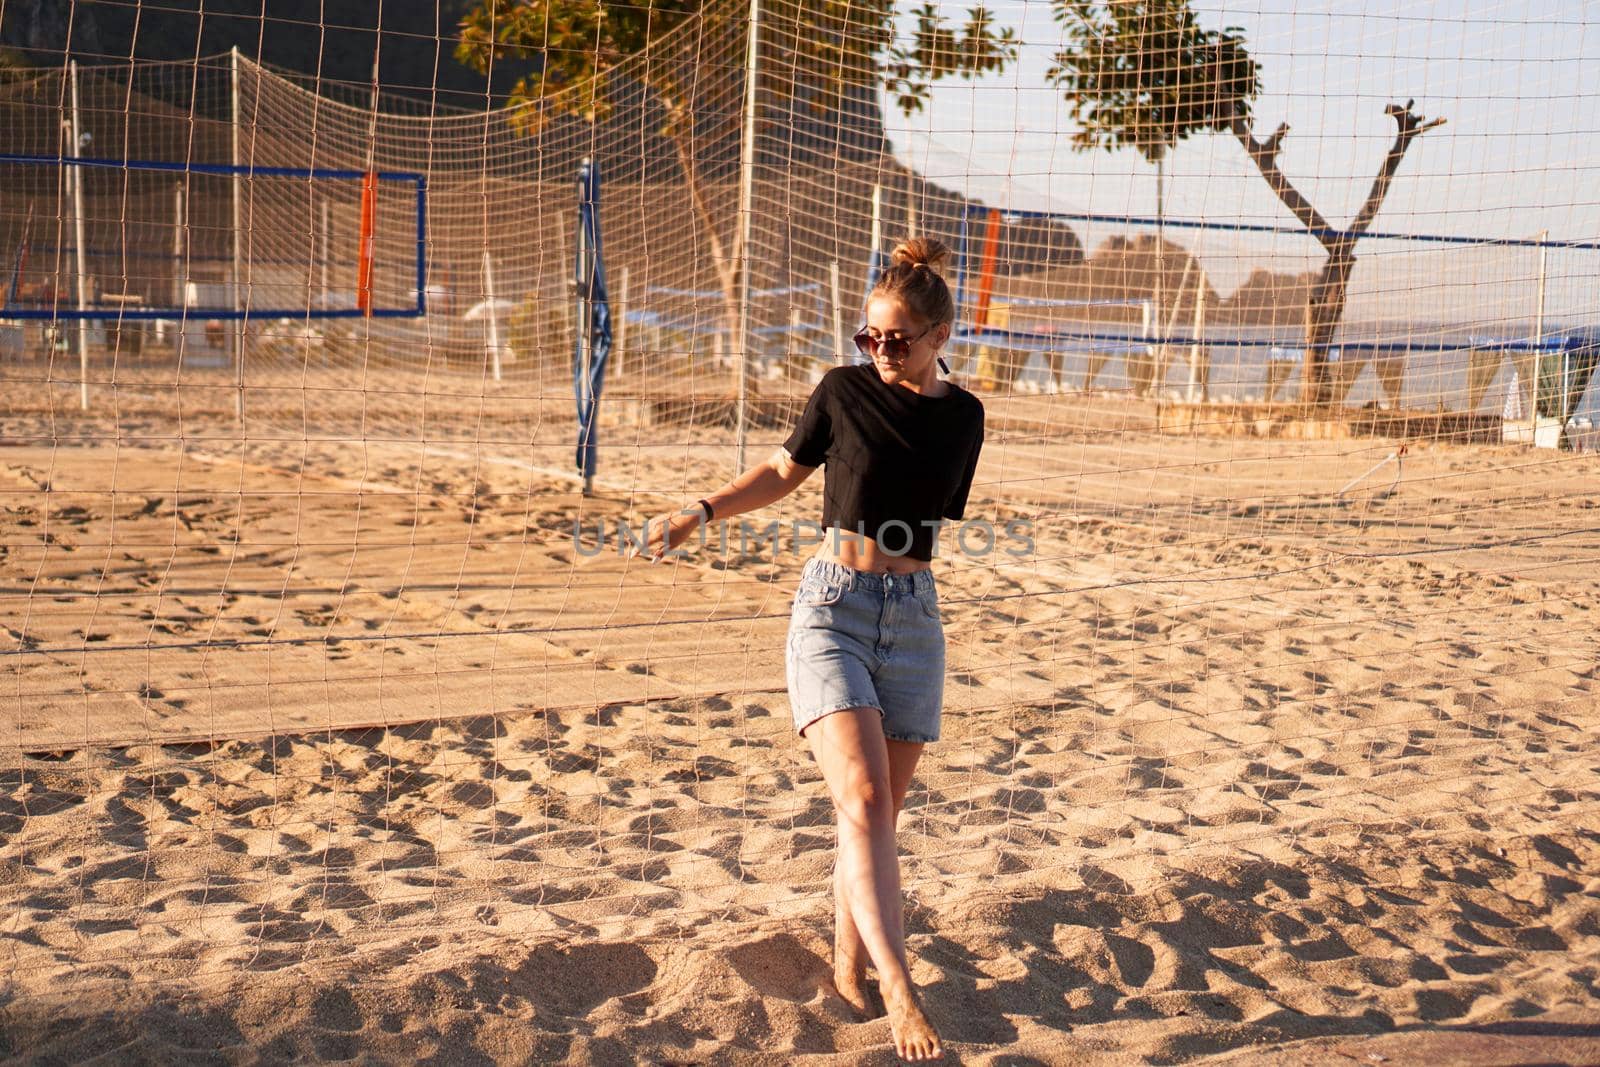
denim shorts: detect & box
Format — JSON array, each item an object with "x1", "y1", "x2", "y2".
[{"x1": 785, "y1": 557, "x2": 946, "y2": 743}]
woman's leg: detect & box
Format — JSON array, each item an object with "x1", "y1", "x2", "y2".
[
  {"x1": 834, "y1": 738, "x2": 925, "y2": 1009},
  {"x1": 807, "y1": 709, "x2": 940, "y2": 1060}
]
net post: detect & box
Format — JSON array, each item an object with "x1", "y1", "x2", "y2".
[
  {"x1": 732, "y1": 0, "x2": 763, "y2": 472},
  {"x1": 1189, "y1": 268, "x2": 1208, "y2": 402},
  {"x1": 1506, "y1": 230, "x2": 1549, "y2": 435},
  {"x1": 828, "y1": 260, "x2": 843, "y2": 365},
  {"x1": 1533, "y1": 229, "x2": 1548, "y2": 429},
  {"x1": 576, "y1": 159, "x2": 602, "y2": 459},
  {"x1": 788, "y1": 307, "x2": 801, "y2": 379},
  {"x1": 1154, "y1": 157, "x2": 1165, "y2": 364},
  {"x1": 1157, "y1": 258, "x2": 1194, "y2": 395},
  {"x1": 171, "y1": 181, "x2": 184, "y2": 345},
  {"x1": 356, "y1": 171, "x2": 377, "y2": 315},
  {"x1": 414, "y1": 177, "x2": 427, "y2": 316},
  {"x1": 973, "y1": 208, "x2": 1002, "y2": 328},
  {"x1": 870, "y1": 182, "x2": 883, "y2": 265},
  {"x1": 615, "y1": 266, "x2": 630, "y2": 377},
  {"x1": 231, "y1": 47, "x2": 244, "y2": 425},
  {"x1": 905, "y1": 168, "x2": 916, "y2": 237},
  {"x1": 557, "y1": 210, "x2": 573, "y2": 347},
  {"x1": 319, "y1": 194, "x2": 329, "y2": 324},
  {"x1": 69, "y1": 60, "x2": 89, "y2": 410},
  {"x1": 953, "y1": 204, "x2": 969, "y2": 324},
  {"x1": 482, "y1": 249, "x2": 501, "y2": 383}
]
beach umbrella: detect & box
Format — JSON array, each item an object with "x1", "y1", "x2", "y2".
[{"x1": 573, "y1": 158, "x2": 612, "y2": 494}]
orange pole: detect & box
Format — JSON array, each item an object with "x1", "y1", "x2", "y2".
[
  {"x1": 972, "y1": 208, "x2": 1002, "y2": 326},
  {"x1": 356, "y1": 171, "x2": 377, "y2": 315}
]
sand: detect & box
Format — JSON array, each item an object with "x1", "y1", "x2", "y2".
[{"x1": 2, "y1": 359, "x2": 1597, "y2": 1063}]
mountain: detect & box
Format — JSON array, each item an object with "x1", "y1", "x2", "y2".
[{"x1": 1, "y1": 0, "x2": 533, "y2": 109}]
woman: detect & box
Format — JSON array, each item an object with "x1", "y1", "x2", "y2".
[{"x1": 636, "y1": 238, "x2": 984, "y2": 1062}]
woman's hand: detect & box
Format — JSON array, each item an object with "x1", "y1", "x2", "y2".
[
  {"x1": 630, "y1": 505, "x2": 706, "y2": 563},
  {"x1": 628, "y1": 452, "x2": 807, "y2": 564}
]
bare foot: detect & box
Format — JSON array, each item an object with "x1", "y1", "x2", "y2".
[
  {"x1": 884, "y1": 985, "x2": 941, "y2": 1061},
  {"x1": 833, "y1": 959, "x2": 870, "y2": 1017}
]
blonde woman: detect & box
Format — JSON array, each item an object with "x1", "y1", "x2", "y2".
[{"x1": 638, "y1": 238, "x2": 984, "y2": 1061}]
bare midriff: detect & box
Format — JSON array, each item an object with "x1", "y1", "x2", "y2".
[{"x1": 810, "y1": 531, "x2": 932, "y2": 575}]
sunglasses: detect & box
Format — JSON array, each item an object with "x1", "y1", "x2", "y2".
[{"x1": 853, "y1": 324, "x2": 951, "y2": 374}]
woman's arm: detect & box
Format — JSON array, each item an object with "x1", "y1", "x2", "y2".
[
  {"x1": 704, "y1": 446, "x2": 815, "y2": 520},
  {"x1": 634, "y1": 447, "x2": 817, "y2": 561}
]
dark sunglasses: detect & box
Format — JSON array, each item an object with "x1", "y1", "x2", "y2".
[{"x1": 853, "y1": 324, "x2": 951, "y2": 374}]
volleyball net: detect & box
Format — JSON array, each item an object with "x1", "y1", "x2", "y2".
[
  {"x1": 0, "y1": 0, "x2": 1597, "y2": 1001},
  {"x1": 4, "y1": 47, "x2": 1595, "y2": 418}
]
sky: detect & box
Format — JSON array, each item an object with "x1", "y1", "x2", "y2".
[{"x1": 879, "y1": 0, "x2": 1598, "y2": 313}]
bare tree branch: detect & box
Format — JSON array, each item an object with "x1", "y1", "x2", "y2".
[
  {"x1": 1347, "y1": 102, "x2": 1446, "y2": 238},
  {"x1": 1228, "y1": 112, "x2": 1334, "y2": 240},
  {"x1": 1261, "y1": 121, "x2": 1289, "y2": 158},
  {"x1": 1295, "y1": 102, "x2": 1444, "y2": 403},
  {"x1": 1048, "y1": 1, "x2": 1445, "y2": 409}
]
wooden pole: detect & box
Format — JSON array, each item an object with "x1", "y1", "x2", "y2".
[
  {"x1": 1530, "y1": 229, "x2": 1547, "y2": 425},
  {"x1": 732, "y1": 0, "x2": 763, "y2": 470},
  {"x1": 828, "y1": 260, "x2": 844, "y2": 365},
  {"x1": 1153, "y1": 158, "x2": 1165, "y2": 358},
  {"x1": 1160, "y1": 259, "x2": 1194, "y2": 391},
  {"x1": 69, "y1": 61, "x2": 89, "y2": 410},
  {"x1": 173, "y1": 182, "x2": 185, "y2": 327},
  {"x1": 870, "y1": 182, "x2": 883, "y2": 268},
  {"x1": 905, "y1": 169, "x2": 916, "y2": 237},
  {"x1": 319, "y1": 196, "x2": 329, "y2": 312},
  {"x1": 556, "y1": 210, "x2": 573, "y2": 348},
  {"x1": 482, "y1": 249, "x2": 501, "y2": 382},
  {"x1": 615, "y1": 265, "x2": 630, "y2": 376},
  {"x1": 788, "y1": 307, "x2": 801, "y2": 381},
  {"x1": 231, "y1": 48, "x2": 244, "y2": 423}
]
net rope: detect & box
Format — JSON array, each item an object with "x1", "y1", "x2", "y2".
[{"x1": 0, "y1": 2, "x2": 1595, "y2": 1029}]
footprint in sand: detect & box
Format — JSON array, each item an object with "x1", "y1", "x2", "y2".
[{"x1": 727, "y1": 933, "x2": 831, "y2": 1003}]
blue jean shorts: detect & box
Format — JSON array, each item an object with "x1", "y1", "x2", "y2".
[{"x1": 785, "y1": 557, "x2": 946, "y2": 743}]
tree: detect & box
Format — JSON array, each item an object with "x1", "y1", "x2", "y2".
[
  {"x1": 0, "y1": 46, "x2": 30, "y2": 80},
  {"x1": 456, "y1": 0, "x2": 1016, "y2": 397},
  {"x1": 1047, "y1": 0, "x2": 1444, "y2": 404}
]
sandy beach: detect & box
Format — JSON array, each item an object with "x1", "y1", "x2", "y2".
[{"x1": 2, "y1": 360, "x2": 1597, "y2": 1063}]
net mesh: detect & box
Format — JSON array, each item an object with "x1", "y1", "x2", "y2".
[{"x1": 0, "y1": 1, "x2": 1597, "y2": 1044}]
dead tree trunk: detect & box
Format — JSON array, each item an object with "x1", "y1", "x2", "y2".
[
  {"x1": 1302, "y1": 245, "x2": 1355, "y2": 403},
  {"x1": 1232, "y1": 102, "x2": 1444, "y2": 404}
]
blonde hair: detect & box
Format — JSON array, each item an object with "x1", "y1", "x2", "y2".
[{"x1": 869, "y1": 236, "x2": 955, "y2": 327}]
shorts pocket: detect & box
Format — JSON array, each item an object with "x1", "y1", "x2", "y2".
[
  {"x1": 794, "y1": 577, "x2": 847, "y2": 608},
  {"x1": 916, "y1": 586, "x2": 941, "y2": 620}
]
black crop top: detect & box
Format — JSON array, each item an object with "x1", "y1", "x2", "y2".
[{"x1": 782, "y1": 363, "x2": 985, "y2": 561}]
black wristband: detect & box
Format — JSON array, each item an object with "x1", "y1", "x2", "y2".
[{"x1": 696, "y1": 498, "x2": 715, "y2": 522}]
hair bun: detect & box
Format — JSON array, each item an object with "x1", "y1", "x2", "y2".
[
  {"x1": 890, "y1": 237, "x2": 951, "y2": 274},
  {"x1": 871, "y1": 233, "x2": 956, "y2": 326}
]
